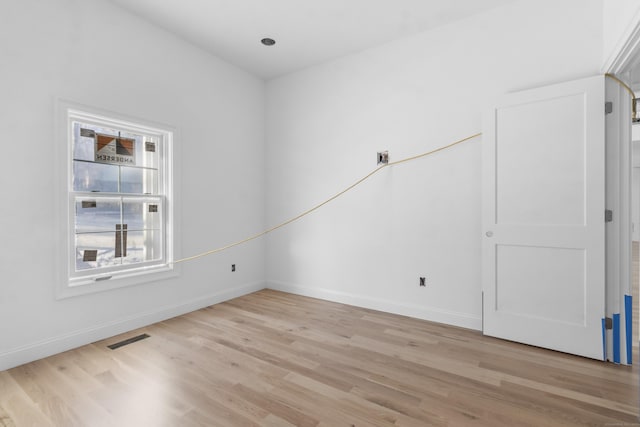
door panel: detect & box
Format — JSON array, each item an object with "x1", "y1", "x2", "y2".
[
  {"x1": 482, "y1": 76, "x2": 605, "y2": 360},
  {"x1": 496, "y1": 94, "x2": 586, "y2": 226},
  {"x1": 496, "y1": 245, "x2": 586, "y2": 325}
]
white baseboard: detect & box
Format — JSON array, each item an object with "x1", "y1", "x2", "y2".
[
  {"x1": 0, "y1": 281, "x2": 265, "y2": 371},
  {"x1": 267, "y1": 280, "x2": 482, "y2": 331}
]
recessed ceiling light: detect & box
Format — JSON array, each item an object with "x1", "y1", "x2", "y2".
[{"x1": 261, "y1": 38, "x2": 276, "y2": 46}]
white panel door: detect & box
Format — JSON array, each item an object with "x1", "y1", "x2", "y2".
[{"x1": 482, "y1": 76, "x2": 605, "y2": 360}]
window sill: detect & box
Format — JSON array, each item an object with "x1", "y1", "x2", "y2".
[{"x1": 56, "y1": 264, "x2": 179, "y2": 299}]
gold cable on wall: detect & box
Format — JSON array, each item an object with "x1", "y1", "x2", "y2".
[
  {"x1": 172, "y1": 132, "x2": 482, "y2": 264},
  {"x1": 174, "y1": 73, "x2": 631, "y2": 266},
  {"x1": 605, "y1": 73, "x2": 636, "y2": 120}
]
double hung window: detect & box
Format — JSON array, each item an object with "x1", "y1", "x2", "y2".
[{"x1": 61, "y1": 107, "x2": 176, "y2": 294}]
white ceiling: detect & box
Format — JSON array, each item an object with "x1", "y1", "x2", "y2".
[{"x1": 109, "y1": 0, "x2": 516, "y2": 80}]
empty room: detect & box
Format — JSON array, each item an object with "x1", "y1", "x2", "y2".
[{"x1": 2, "y1": 0, "x2": 640, "y2": 425}]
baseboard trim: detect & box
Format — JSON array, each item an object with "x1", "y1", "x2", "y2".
[
  {"x1": 267, "y1": 281, "x2": 482, "y2": 331},
  {"x1": 0, "y1": 281, "x2": 265, "y2": 371}
]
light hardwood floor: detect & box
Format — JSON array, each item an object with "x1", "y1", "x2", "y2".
[{"x1": 0, "y1": 289, "x2": 638, "y2": 426}]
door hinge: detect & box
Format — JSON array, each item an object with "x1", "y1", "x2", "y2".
[
  {"x1": 605, "y1": 209, "x2": 613, "y2": 222},
  {"x1": 605, "y1": 101, "x2": 613, "y2": 114},
  {"x1": 604, "y1": 317, "x2": 613, "y2": 330}
]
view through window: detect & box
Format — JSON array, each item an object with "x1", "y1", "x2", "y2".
[{"x1": 66, "y1": 110, "x2": 173, "y2": 288}]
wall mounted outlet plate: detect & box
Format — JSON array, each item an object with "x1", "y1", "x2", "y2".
[{"x1": 377, "y1": 151, "x2": 389, "y2": 165}]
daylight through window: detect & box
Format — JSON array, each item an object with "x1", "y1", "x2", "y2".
[{"x1": 66, "y1": 110, "x2": 173, "y2": 287}]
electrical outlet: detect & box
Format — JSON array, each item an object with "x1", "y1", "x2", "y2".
[
  {"x1": 419, "y1": 277, "x2": 426, "y2": 287},
  {"x1": 231, "y1": 264, "x2": 236, "y2": 272},
  {"x1": 377, "y1": 151, "x2": 389, "y2": 165}
]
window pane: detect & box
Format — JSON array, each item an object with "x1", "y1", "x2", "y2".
[
  {"x1": 75, "y1": 197, "x2": 121, "y2": 233},
  {"x1": 122, "y1": 198, "x2": 162, "y2": 231},
  {"x1": 75, "y1": 232, "x2": 120, "y2": 271},
  {"x1": 120, "y1": 167, "x2": 157, "y2": 194},
  {"x1": 142, "y1": 138, "x2": 159, "y2": 169},
  {"x1": 73, "y1": 161, "x2": 119, "y2": 192},
  {"x1": 72, "y1": 121, "x2": 159, "y2": 169},
  {"x1": 121, "y1": 230, "x2": 162, "y2": 265},
  {"x1": 72, "y1": 122, "x2": 95, "y2": 161}
]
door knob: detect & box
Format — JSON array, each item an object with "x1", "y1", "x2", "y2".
[{"x1": 485, "y1": 231, "x2": 493, "y2": 237}]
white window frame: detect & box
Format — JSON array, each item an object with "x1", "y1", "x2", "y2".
[{"x1": 55, "y1": 100, "x2": 180, "y2": 298}]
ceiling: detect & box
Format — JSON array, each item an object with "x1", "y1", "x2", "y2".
[{"x1": 108, "y1": 0, "x2": 516, "y2": 80}]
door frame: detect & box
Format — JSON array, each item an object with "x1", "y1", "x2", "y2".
[
  {"x1": 604, "y1": 77, "x2": 632, "y2": 364},
  {"x1": 603, "y1": 7, "x2": 640, "y2": 77},
  {"x1": 603, "y1": 13, "x2": 640, "y2": 364}
]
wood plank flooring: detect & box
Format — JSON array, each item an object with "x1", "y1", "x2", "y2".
[{"x1": 0, "y1": 289, "x2": 638, "y2": 426}]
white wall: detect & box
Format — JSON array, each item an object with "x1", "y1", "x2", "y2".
[
  {"x1": 603, "y1": 0, "x2": 640, "y2": 67},
  {"x1": 265, "y1": 0, "x2": 604, "y2": 329},
  {"x1": 0, "y1": 0, "x2": 265, "y2": 370}
]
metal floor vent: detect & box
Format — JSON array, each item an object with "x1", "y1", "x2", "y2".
[{"x1": 107, "y1": 333, "x2": 150, "y2": 350}]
